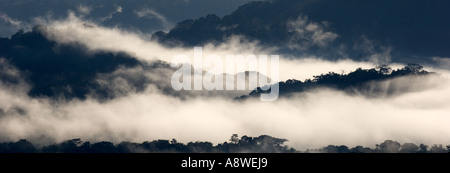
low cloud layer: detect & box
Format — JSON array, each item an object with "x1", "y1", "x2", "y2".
[
  {"x1": 0, "y1": 12, "x2": 450, "y2": 151},
  {"x1": 0, "y1": 70, "x2": 450, "y2": 150},
  {"x1": 40, "y1": 13, "x2": 386, "y2": 82}
]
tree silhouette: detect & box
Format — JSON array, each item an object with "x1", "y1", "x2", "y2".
[
  {"x1": 0, "y1": 139, "x2": 36, "y2": 153},
  {"x1": 376, "y1": 140, "x2": 401, "y2": 153},
  {"x1": 429, "y1": 144, "x2": 447, "y2": 153},
  {"x1": 400, "y1": 143, "x2": 419, "y2": 153},
  {"x1": 1, "y1": 136, "x2": 448, "y2": 153},
  {"x1": 418, "y1": 144, "x2": 429, "y2": 153},
  {"x1": 241, "y1": 64, "x2": 432, "y2": 100},
  {"x1": 230, "y1": 134, "x2": 239, "y2": 144}
]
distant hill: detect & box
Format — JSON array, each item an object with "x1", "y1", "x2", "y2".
[
  {"x1": 0, "y1": 26, "x2": 141, "y2": 99},
  {"x1": 0, "y1": 27, "x2": 439, "y2": 101},
  {"x1": 153, "y1": 0, "x2": 450, "y2": 64},
  {"x1": 0, "y1": 0, "x2": 260, "y2": 37},
  {"x1": 238, "y1": 64, "x2": 433, "y2": 100}
]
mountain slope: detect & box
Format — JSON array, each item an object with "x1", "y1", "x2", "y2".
[
  {"x1": 0, "y1": 26, "x2": 141, "y2": 99},
  {"x1": 238, "y1": 64, "x2": 433, "y2": 100},
  {"x1": 153, "y1": 0, "x2": 450, "y2": 63}
]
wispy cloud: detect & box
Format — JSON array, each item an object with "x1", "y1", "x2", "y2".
[
  {"x1": 353, "y1": 35, "x2": 392, "y2": 64},
  {"x1": 100, "y1": 5, "x2": 123, "y2": 21},
  {"x1": 77, "y1": 5, "x2": 92, "y2": 16},
  {"x1": 432, "y1": 57, "x2": 450, "y2": 69},
  {"x1": 134, "y1": 8, "x2": 172, "y2": 30},
  {"x1": 0, "y1": 13, "x2": 22, "y2": 28},
  {"x1": 287, "y1": 16, "x2": 338, "y2": 49}
]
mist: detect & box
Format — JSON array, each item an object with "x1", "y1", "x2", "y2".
[
  {"x1": 1, "y1": 69, "x2": 450, "y2": 150},
  {"x1": 40, "y1": 13, "x2": 394, "y2": 82},
  {"x1": 0, "y1": 12, "x2": 450, "y2": 151}
]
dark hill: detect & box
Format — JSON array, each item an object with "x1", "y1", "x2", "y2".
[{"x1": 153, "y1": 0, "x2": 450, "y2": 63}]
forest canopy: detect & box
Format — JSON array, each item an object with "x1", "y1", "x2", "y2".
[{"x1": 1, "y1": 135, "x2": 448, "y2": 153}]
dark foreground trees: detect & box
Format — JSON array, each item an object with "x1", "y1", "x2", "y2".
[{"x1": 1, "y1": 135, "x2": 449, "y2": 153}]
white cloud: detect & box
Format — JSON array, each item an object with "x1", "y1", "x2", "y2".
[
  {"x1": 353, "y1": 35, "x2": 392, "y2": 64},
  {"x1": 77, "y1": 5, "x2": 92, "y2": 16},
  {"x1": 0, "y1": 58, "x2": 30, "y2": 92},
  {"x1": 288, "y1": 16, "x2": 338, "y2": 48},
  {"x1": 117, "y1": 6, "x2": 123, "y2": 13},
  {"x1": 100, "y1": 5, "x2": 123, "y2": 21},
  {"x1": 0, "y1": 13, "x2": 23, "y2": 28},
  {"x1": 432, "y1": 57, "x2": 450, "y2": 69},
  {"x1": 0, "y1": 70, "x2": 450, "y2": 150},
  {"x1": 134, "y1": 8, "x2": 172, "y2": 30},
  {"x1": 41, "y1": 13, "x2": 380, "y2": 82}
]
